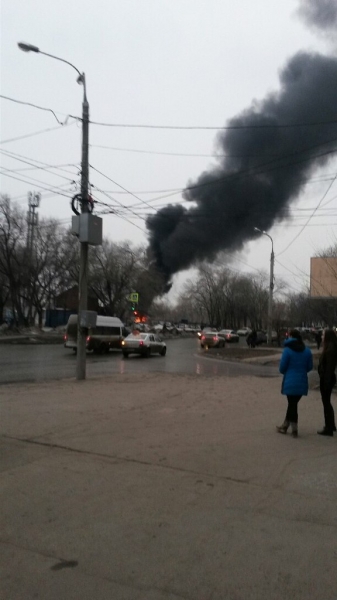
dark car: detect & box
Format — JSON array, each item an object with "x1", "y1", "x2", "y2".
[
  {"x1": 198, "y1": 327, "x2": 217, "y2": 339},
  {"x1": 256, "y1": 331, "x2": 267, "y2": 345},
  {"x1": 253, "y1": 330, "x2": 278, "y2": 345},
  {"x1": 200, "y1": 331, "x2": 225, "y2": 348}
]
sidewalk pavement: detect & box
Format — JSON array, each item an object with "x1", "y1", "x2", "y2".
[
  {"x1": 241, "y1": 347, "x2": 321, "y2": 366},
  {"x1": 1, "y1": 372, "x2": 337, "y2": 600}
]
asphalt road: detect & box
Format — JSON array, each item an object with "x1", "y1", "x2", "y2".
[{"x1": 0, "y1": 337, "x2": 280, "y2": 384}]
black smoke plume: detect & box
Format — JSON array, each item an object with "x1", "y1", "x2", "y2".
[
  {"x1": 298, "y1": 0, "x2": 337, "y2": 34},
  {"x1": 147, "y1": 51, "x2": 337, "y2": 285}
]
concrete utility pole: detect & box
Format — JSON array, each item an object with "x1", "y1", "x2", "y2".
[
  {"x1": 77, "y1": 75, "x2": 90, "y2": 380},
  {"x1": 18, "y1": 42, "x2": 97, "y2": 380},
  {"x1": 268, "y1": 242, "x2": 275, "y2": 345},
  {"x1": 26, "y1": 191, "x2": 41, "y2": 256},
  {"x1": 254, "y1": 227, "x2": 275, "y2": 345}
]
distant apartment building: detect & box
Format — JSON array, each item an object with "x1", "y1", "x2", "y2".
[{"x1": 310, "y1": 257, "x2": 337, "y2": 298}]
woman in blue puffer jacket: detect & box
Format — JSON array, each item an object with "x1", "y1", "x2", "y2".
[{"x1": 277, "y1": 329, "x2": 313, "y2": 437}]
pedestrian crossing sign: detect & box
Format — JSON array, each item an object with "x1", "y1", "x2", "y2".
[{"x1": 129, "y1": 292, "x2": 139, "y2": 303}]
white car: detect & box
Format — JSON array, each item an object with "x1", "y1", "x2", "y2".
[
  {"x1": 236, "y1": 327, "x2": 252, "y2": 336},
  {"x1": 218, "y1": 329, "x2": 240, "y2": 343},
  {"x1": 121, "y1": 332, "x2": 167, "y2": 358}
]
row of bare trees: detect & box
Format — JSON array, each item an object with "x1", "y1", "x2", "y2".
[
  {"x1": 152, "y1": 266, "x2": 271, "y2": 329},
  {"x1": 153, "y1": 261, "x2": 337, "y2": 330},
  {"x1": 175, "y1": 266, "x2": 270, "y2": 329},
  {"x1": 1, "y1": 194, "x2": 336, "y2": 329},
  {"x1": 0, "y1": 195, "x2": 162, "y2": 327}
]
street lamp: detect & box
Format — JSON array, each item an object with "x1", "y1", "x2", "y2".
[
  {"x1": 254, "y1": 227, "x2": 275, "y2": 345},
  {"x1": 18, "y1": 42, "x2": 90, "y2": 380}
]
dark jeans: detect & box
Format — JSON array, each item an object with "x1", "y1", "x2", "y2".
[
  {"x1": 285, "y1": 395, "x2": 302, "y2": 423},
  {"x1": 320, "y1": 380, "x2": 336, "y2": 431}
]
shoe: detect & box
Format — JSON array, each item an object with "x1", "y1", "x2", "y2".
[
  {"x1": 317, "y1": 428, "x2": 333, "y2": 437},
  {"x1": 290, "y1": 423, "x2": 298, "y2": 438},
  {"x1": 276, "y1": 423, "x2": 289, "y2": 434}
]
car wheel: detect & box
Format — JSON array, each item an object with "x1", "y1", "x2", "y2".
[
  {"x1": 99, "y1": 343, "x2": 108, "y2": 354},
  {"x1": 122, "y1": 351, "x2": 129, "y2": 358},
  {"x1": 160, "y1": 347, "x2": 167, "y2": 356},
  {"x1": 72, "y1": 348, "x2": 77, "y2": 355},
  {"x1": 146, "y1": 347, "x2": 151, "y2": 358}
]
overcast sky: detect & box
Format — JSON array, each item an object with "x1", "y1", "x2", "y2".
[{"x1": 1, "y1": 0, "x2": 336, "y2": 300}]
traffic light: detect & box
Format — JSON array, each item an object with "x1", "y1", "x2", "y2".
[{"x1": 128, "y1": 293, "x2": 139, "y2": 313}]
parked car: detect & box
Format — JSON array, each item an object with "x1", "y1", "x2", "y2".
[
  {"x1": 237, "y1": 327, "x2": 252, "y2": 336},
  {"x1": 121, "y1": 332, "x2": 166, "y2": 358},
  {"x1": 255, "y1": 331, "x2": 267, "y2": 345},
  {"x1": 218, "y1": 329, "x2": 240, "y2": 343},
  {"x1": 200, "y1": 331, "x2": 225, "y2": 348},
  {"x1": 253, "y1": 330, "x2": 278, "y2": 345}
]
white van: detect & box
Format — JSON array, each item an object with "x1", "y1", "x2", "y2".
[{"x1": 64, "y1": 315, "x2": 125, "y2": 354}]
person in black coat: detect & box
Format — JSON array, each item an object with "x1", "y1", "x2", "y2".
[
  {"x1": 315, "y1": 329, "x2": 322, "y2": 350},
  {"x1": 247, "y1": 329, "x2": 257, "y2": 348},
  {"x1": 317, "y1": 329, "x2": 337, "y2": 436}
]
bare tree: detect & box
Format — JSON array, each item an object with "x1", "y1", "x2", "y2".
[
  {"x1": 89, "y1": 241, "x2": 142, "y2": 318},
  {"x1": 30, "y1": 220, "x2": 77, "y2": 326},
  {"x1": 175, "y1": 265, "x2": 269, "y2": 329},
  {"x1": 0, "y1": 195, "x2": 28, "y2": 325}
]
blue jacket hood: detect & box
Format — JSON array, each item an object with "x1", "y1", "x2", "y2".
[{"x1": 284, "y1": 337, "x2": 305, "y2": 352}]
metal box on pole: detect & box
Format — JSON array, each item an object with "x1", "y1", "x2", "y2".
[
  {"x1": 79, "y1": 310, "x2": 97, "y2": 329},
  {"x1": 71, "y1": 214, "x2": 103, "y2": 246}
]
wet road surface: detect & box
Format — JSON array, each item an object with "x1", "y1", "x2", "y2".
[{"x1": 0, "y1": 337, "x2": 281, "y2": 384}]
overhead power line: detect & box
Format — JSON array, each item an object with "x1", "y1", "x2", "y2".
[
  {"x1": 277, "y1": 175, "x2": 337, "y2": 257},
  {"x1": 90, "y1": 144, "x2": 307, "y2": 159},
  {"x1": 90, "y1": 181, "x2": 147, "y2": 223},
  {"x1": 13, "y1": 185, "x2": 75, "y2": 205},
  {"x1": 0, "y1": 121, "x2": 76, "y2": 145},
  {"x1": 0, "y1": 170, "x2": 74, "y2": 198},
  {"x1": 0, "y1": 166, "x2": 76, "y2": 193},
  {"x1": 0, "y1": 150, "x2": 78, "y2": 184},
  {"x1": 90, "y1": 138, "x2": 337, "y2": 212},
  {"x1": 0, "y1": 94, "x2": 73, "y2": 125},
  {"x1": 4, "y1": 93, "x2": 337, "y2": 131},
  {"x1": 169, "y1": 147, "x2": 337, "y2": 199},
  {"x1": 92, "y1": 187, "x2": 145, "y2": 233},
  {"x1": 81, "y1": 174, "x2": 337, "y2": 200},
  {"x1": 90, "y1": 164, "x2": 158, "y2": 214},
  {"x1": 89, "y1": 119, "x2": 337, "y2": 130},
  {"x1": 0, "y1": 148, "x2": 80, "y2": 176},
  {"x1": 275, "y1": 258, "x2": 336, "y2": 298}
]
